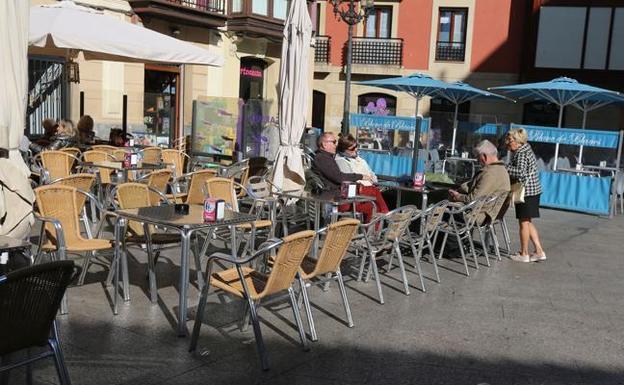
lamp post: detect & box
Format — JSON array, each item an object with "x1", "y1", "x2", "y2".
[{"x1": 330, "y1": 0, "x2": 374, "y2": 135}]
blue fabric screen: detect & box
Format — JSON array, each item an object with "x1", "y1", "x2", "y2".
[
  {"x1": 539, "y1": 171, "x2": 611, "y2": 215},
  {"x1": 359, "y1": 151, "x2": 425, "y2": 177}
]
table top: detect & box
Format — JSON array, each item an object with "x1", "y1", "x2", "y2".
[
  {"x1": 114, "y1": 204, "x2": 256, "y2": 229},
  {"x1": 275, "y1": 190, "x2": 376, "y2": 205},
  {"x1": 83, "y1": 161, "x2": 168, "y2": 171},
  {"x1": 0, "y1": 235, "x2": 31, "y2": 252}
]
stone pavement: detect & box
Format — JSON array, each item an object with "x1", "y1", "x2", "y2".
[{"x1": 6, "y1": 208, "x2": 624, "y2": 384}]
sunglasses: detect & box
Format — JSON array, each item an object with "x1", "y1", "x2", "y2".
[
  {"x1": 347, "y1": 145, "x2": 358, "y2": 151},
  {"x1": 325, "y1": 140, "x2": 337, "y2": 144}
]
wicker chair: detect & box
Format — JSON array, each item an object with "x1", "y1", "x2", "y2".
[
  {"x1": 298, "y1": 219, "x2": 360, "y2": 342},
  {"x1": 435, "y1": 195, "x2": 489, "y2": 276},
  {"x1": 36, "y1": 151, "x2": 80, "y2": 184},
  {"x1": 90, "y1": 145, "x2": 118, "y2": 154},
  {"x1": 140, "y1": 169, "x2": 173, "y2": 205},
  {"x1": 355, "y1": 206, "x2": 418, "y2": 304},
  {"x1": 113, "y1": 183, "x2": 202, "y2": 303},
  {"x1": 0, "y1": 261, "x2": 77, "y2": 385},
  {"x1": 189, "y1": 230, "x2": 316, "y2": 371},
  {"x1": 112, "y1": 149, "x2": 128, "y2": 162},
  {"x1": 205, "y1": 177, "x2": 272, "y2": 256},
  {"x1": 50, "y1": 173, "x2": 97, "y2": 239},
  {"x1": 170, "y1": 169, "x2": 218, "y2": 204},
  {"x1": 161, "y1": 149, "x2": 190, "y2": 179},
  {"x1": 82, "y1": 150, "x2": 116, "y2": 184},
  {"x1": 34, "y1": 185, "x2": 112, "y2": 312},
  {"x1": 140, "y1": 146, "x2": 162, "y2": 164},
  {"x1": 60, "y1": 147, "x2": 81, "y2": 158}
]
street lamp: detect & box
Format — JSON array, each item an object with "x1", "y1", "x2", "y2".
[{"x1": 330, "y1": 0, "x2": 375, "y2": 135}]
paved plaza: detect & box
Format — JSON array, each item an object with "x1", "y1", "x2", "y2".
[{"x1": 7, "y1": 208, "x2": 624, "y2": 385}]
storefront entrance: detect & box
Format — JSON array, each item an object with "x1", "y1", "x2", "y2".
[{"x1": 141, "y1": 65, "x2": 179, "y2": 147}]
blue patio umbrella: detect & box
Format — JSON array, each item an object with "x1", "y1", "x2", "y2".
[
  {"x1": 435, "y1": 81, "x2": 512, "y2": 155},
  {"x1": 490, "y1": 77, "x2": 624, "y2": 167},
  {"x1": 357, "y1": 73, "x2": 450, "y2": 177}
]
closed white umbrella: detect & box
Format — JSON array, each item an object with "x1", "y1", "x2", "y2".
[
  {"x1": 0, "y1": 0, "x2": 34, "y2": 238},
  {"x1": 272, "y1": 0, "x2": 313, "y2": 192},
  {"x1": 30, "y1": 0, "x2": 224, "y2": 66}
]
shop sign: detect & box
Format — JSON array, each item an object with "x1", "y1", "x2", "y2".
[
  {"x1": 240, "y1": 67, "x2": 263, "y2": 78},
  {"x1": 350, "y1": 113, "x2": 429, "y2": 132},
  {"x1": 512, "y1": 124, "x2": 619, "y2": 149}
]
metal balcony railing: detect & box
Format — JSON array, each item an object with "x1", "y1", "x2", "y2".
[
  {"x1": 435, "y1": 41, "x2": 466, "y2": 62},
  {"x1": 167, "y1": 0, "x2": 226, "y2": 13},
  {"x1": 315, "y1": 35, "x2": 330, "y2": 63},
  {"x1": 349, "y1": 37, "x2": 403, "y2": 66}
]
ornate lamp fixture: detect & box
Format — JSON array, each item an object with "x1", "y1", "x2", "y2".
[{"x1": 65, "y1": 59, "x2": 80, "y2": 83}]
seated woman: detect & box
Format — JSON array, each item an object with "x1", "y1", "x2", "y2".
[
  {"x1": 336, "y1": 134, "x2": 389, "y2": 221},
  {"x1": 77, "y1": 115, "x2": 96, "y2": 145}
]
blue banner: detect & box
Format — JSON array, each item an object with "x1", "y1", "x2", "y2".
[
  {"x1": 350, "y1": 113, "x2": 430, "y2": 132},
  {"x1": 359, "y1": 150, "x2": 426, "y2": 177},
  {"x1": 539, "y1": 171, "x2": 611, "y2": 215},
  {"x1": 458, "y1": 122, "x2": 508, "y2": 135},
  {"x1": 510, "y1": 124, "x2": 620, "y2": 149}
]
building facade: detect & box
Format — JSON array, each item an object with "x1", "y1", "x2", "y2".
[{"x1": 313, "y1": 0, "x2": 624, "y2": 136}]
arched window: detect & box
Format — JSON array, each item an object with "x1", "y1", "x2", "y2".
[{"x1": 358, "y1": 93, "x2": 396, "y2": 116}]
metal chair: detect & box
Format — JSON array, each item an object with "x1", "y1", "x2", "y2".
[
  {"x1": 35, "y1": 151, "x2": 81, "y2": 184},
  {"x1": 0, "y1": 261, "x2": 77, "y2": 385},
  {"x1": 139, "y1": 169, "x2": 173, "y2": 205},
  {"x1": 189, "y1": 230, "x2": 316, "y2": 371},
  {"x1": 161, "y1": 149, "x2": 191, "y2": 179},
  {"x1": 60, "y1": 147, "x2": 81, "y2": 158},
  {"x1": 435, "y1": 195, "x2": 489, "y2": 276},
  {"x1": 90, "y1": 145, "x2": 118, "y2": 154},
  {"x1": 82, "y1": 150, "x2": 116, "y2": 184},
  {"x1": 50, "y1": 173, "x2": 98, "y2": 239},
  {"x1": 33, "y1": 185, "x2": 112, "y2": 312},
  {"x1": 475, "y1": 192, "x2": 511, "y2": 262},
  {"x1": 354, "y1": 206, "x2": 418, "y2": 304},
  {"x1": 170, "y1": 169, "x2": 218, "y2": 204},
  {"x1": 298, "y1": 219, "x2": 360, "y2": 342}
]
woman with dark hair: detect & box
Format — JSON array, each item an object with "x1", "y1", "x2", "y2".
[
  {"x1": 77, "y1": 115, "x2": 95, "y2": 145},
  {"x1": 335, "y1": 134, "x2": 389, "y2": 221}
]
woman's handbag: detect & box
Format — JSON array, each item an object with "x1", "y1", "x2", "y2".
[{"x1": 510, "y1": 182, "x2": 525, "y2": 204}]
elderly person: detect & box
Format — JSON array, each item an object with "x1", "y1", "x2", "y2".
[
  {"x1": 312, "y1": 132, "x2": 372, "y2": 190},
  {"x1": 29, "y1": 119, "x2": 77, "y2": 154},
  {"x1": 505, "y1": 128, "x2": 545, "y2": 263},
  {"x1": 448, "y1": 140, "x2": 510, "y2": 224}
]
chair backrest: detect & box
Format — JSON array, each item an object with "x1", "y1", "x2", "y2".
[
  {"x1": 617, "y1": 172, "x2": 624, "y2": 195},
  {"x1": 83, "y1": 150, "x2": 115, "y2": 184},
  {"x1": 259, "y1": 230, "x2": 315, "y2": 298},
  {"x1": 51, "y1": 173, "x2": 96, "y2": 211},
  {"x1": 41, "y1": 151, "x2": 77, "y2": 182},
  {"x1": 141, "y1": 146, "x2": 162, "y2": 164},
  {"x1": 425, "y1": 200, "x2": 449, "y2": 234},
  {"x1": 145, "y1": 169, "x2": 172, "y2": 205},
  {"x1": 205, "y1": 177, "x2": 238, "y2": 211},
  {"x1": 185, "y1": 169, "x2": 218, "y2": 204},
  {"x1": 112, "y1": 149, "x2": 128, "y2": 162},
  {"x1": 246, "y1": 176, "x2": 271, "y2": 200},
  {"x1": 115, "y1": 182, "x2": 154, "y2": 236},
  {"x1": 35, "y1": 185, "x2": 84, "y2": 248},
  {"x1": 162, "y1": 149, "x2": 186, "y2": 178},
  {"x1": 60, "y1": 147, "x2": 81, "y2": 158},
  {"x1": 494, "y1": 191, "x2": 512, "y2": 221},
  {"x1": 459, "y1": 195, "x2": 489, "y2": 229},
  {"x1": 224, "y1": 159, "x2": 250, "y2": 186},
  {"x1": 90, "y1": 145, "x2": 117, "y2": 154},
  {"x1": 310, "y1": 219, "x2": 360, "y2": 276},
  {"x1": 0, "y1": 260, "x2": 77, "y2": 355},
  {"x1": 386, "y1": 206, "x2": 416, "y2": 241}
]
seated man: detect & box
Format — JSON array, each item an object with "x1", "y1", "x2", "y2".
[
  {"x1": 448, "y1": 140, "x2": 510, "y2": 224},
  {"x1": 311, "y1": 132, "x2": 372, "y2": 190}
]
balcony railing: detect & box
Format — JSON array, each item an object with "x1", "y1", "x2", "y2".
[
  {"x1": 435, "y1": 41, "x2": 466, "y2": 62},
  {"x1": 349, "y1": 37, "x2": 403, "y2": 66},
  {"x1": 168, "y1": 0, "x2": 226, "y2": 13},
  {"x1": 315, "y1": 35, "x2": 330, "y2": 63}
]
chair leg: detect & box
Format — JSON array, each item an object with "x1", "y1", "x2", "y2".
[
  {"x1": 49, "y1": 321, "x2": 71, "y2": 385},
  {"x1": 298, "y1": 275, "x2": 317, "y2": 342},
  {"x1": 144, "y1": 224, "x2": 158, "y2": 304},
  {"x1": 438, "y1": 232, "x2": 449, "y2": 261},
  {"x1": 409, "y1": 240, "x2": 426, "y2": 293},
  {"x1": 78, "y1": 251, "x2": 94, "y2": 286},
  {"x1": 356, "y1": 249, "x2": 368, "y2": 282},
  {"x1": 455, "y1": 233, "x2": 470, "y2": 277},
  {"x1": 192, "y1": 237, "x2": 204, "y2": 291},
  {"x1": 335, "y1": 269, "x2": 354, "y2": 328},
  {"x1": 189, "y1": 264, "x2": 213, "y2": 353},
  {"x1": 394, "y1": 244, "x2": 410, "y2": 296},
  {"x1": 369, "y1": 251, "x2": 384, "y2": 304},
  {"x1": 489, "y1": 225, "x2": 502, "y2": 261},
  {"x1": 248, "y1": 300, "x2": 270, "y2": 371},
  {"x1": 427, "y1": 238, "x2": 441, "y2": 283},
  {"x1": 467, "y1": 233, "x2": 479, "y2": 270},
  {"x1": 81, "y1": 209, "x2": 93, "y2": 239},
  {"x1": 500, "y1": 219, "x2": 511, "y2": 255},
  {"x1": 288, "y1": 287, "x2": 310, "y2": 352},
  {"x1": 477, "y1": 228, "x2": 491, "y2": 267}
]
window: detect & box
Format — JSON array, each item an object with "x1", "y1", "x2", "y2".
[
  {"x1": 436, "y1": 8, "x2": 467, "y2": 61},
  {"x1": 273, "y1": 0, "x2": 287, "y2": 19},
  {"x1": 231, "y1": 0, "x2": 242, "y2": 13},
  {"x1": 365, "y1": 7, "x2": 392, "y2": 38},
  {"x1": 252, "y1": 0, "x2": 268, "y2": 16}
]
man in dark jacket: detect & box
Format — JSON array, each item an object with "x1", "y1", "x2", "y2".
[{"x1": 311, "y1": 132, "x2": 372, "y2": 190}]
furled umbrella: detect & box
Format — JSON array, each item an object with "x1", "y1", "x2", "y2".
[
  {"x1": 272, "y1": 0, "x2": 313, "y2": 192},
  {"x1": 435, "y1": 81, "x2": 512, "y2": 156},
  {"x1": 358, "y1": 73, "x2": 450, "y2": 177},
  {"x1": 490, "y1": 77, "x2": 623, "y2": 168}
]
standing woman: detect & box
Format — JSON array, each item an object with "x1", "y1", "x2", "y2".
[{"x1": 505, "y1": 128, "x2": 546, "y2": 262}]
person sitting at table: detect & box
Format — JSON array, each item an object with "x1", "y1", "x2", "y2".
[
  {"x1": 77, "y1": 115, "x2": 96, "y2": 145},
  {"x1": 448, "y1": 140, "x2": 510, "y2": 224},
  {"x1": 336, "y1": 134, "x2": 389, "y2": 217},
  {"x1": 29, "y1": 119, "x2": 77, "y2": 154}
]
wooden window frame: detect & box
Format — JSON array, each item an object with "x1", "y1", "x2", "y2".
[
  {"x1": 364, "y1": 6, "x2": 393, "y2": 38},
  {"x1": 436, "y1": 7, "x2": 468, "y2": 46}
]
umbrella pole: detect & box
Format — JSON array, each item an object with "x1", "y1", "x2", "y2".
[
  {"x1": 578, "y1": 109, "x2": 588, "y2": 165},
  {"x1": 451, "y1": 103, "x2": 459, "y2": 156},
  {"x1": 553, "y1": 105, "x2": 564, "y2": 171},
  {"x1": 411, "y1": 98, "x2": 421, "y2": 179}
]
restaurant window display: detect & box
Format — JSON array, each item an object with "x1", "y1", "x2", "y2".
[{"x1": 139, "y1": 68, "x2": 178, "y2": 147}]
